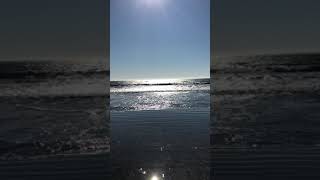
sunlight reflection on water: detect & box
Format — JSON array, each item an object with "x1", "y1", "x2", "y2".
[
  {"x1": 111, "y1": 79, "x2": 210, "y2": 179},
  {"x1": 138, "y1": 167, "x2": 165, "y2": 180},
  {"x1": 111, "y1": 79, "x2": 209, "y2": 111}
]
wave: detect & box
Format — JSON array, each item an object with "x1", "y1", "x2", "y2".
[
  {"x1": 111, "y1": 78, "x2": 210, "y2": 87},
  {"x1": 212, "y1": 53, "x2": 320, "y2": 73},
  {"x1": 0, "y1": 76, "x2": 109, "y2": 98},
  {"x1": 111, "y1": 89, "x2": 210, "y2": 94},
  {"x1": 0, "y1": 61, "x2": 108, "y2": 79},
  {"x1": 212, "y1": 53, "x2": 320, "y2": 96},
  {"x1": 0, "y1": 70, "x2": 109, "y2": 79}
]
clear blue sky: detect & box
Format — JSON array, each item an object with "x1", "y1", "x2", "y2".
[{"x1": 111, "y1": 0, "x2": 210, "y2": 80}]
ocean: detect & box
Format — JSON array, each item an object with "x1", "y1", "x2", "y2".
[
  {"x1": 111, "y1": 78, "x2": 210, "y2": 111},
  {"x1": 211, "y1": 53, "x2": 320, "y2": 179},
  {"x1": 110, "y1": 79, "x2": 210, "y2": 179},
  {"x1": 0, "y1": 61, "x2": 109, "y2": 161},
  {"x1": 2, "y1": 54, "x2": 320, "y2": 179}
]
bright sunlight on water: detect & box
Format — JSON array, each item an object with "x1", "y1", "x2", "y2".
[{"x1": 110, "y1": 78, "x2": 209, "y2": 111}]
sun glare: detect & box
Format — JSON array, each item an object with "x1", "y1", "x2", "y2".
[
  {"x1": 151, "y1": 175, "x2": 159, "y2": 180},
  {"x1": 139, "y1": 0, "x2": 166, "y2": 8},
  {"x1": 136, "y1": 79, "x2": 181, "y2": 85}
]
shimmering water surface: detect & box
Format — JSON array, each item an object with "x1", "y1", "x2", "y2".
[
  {"x1": 111, "y1": 79, "x2": 209, "y2": 111},
  {"x1": 111, "y1": 79, "x2": 210, "y2": 179}
]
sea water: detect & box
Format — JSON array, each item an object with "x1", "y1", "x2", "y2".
[{"x1": 0, "y1": 61, "x2": 109, "y2": 160}]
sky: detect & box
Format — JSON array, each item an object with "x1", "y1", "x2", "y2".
[
  {"x1": 0, "y1": 0, "x2": 108, "y2": 65},
  {"x1": 110, "y1": 0, "x2": 210, "y2": 80},
  {"x1": 213, "y1": 0, "x2": 320, "y2": 57},
  {"x1": 2, "y1": 0, "x2": 319, "y2": 76}
]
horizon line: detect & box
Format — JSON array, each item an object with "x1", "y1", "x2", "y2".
[{"x1": 110, "y1": 76, "x2": 210, "y2": 82}]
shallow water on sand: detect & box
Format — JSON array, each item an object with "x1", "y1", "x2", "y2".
[
  {"x1": 111, "y1": 79, "x2": 210, "y2": 179},
  {"x1": 112, "y1": 111, "x2": 210, "y2": 179}
]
